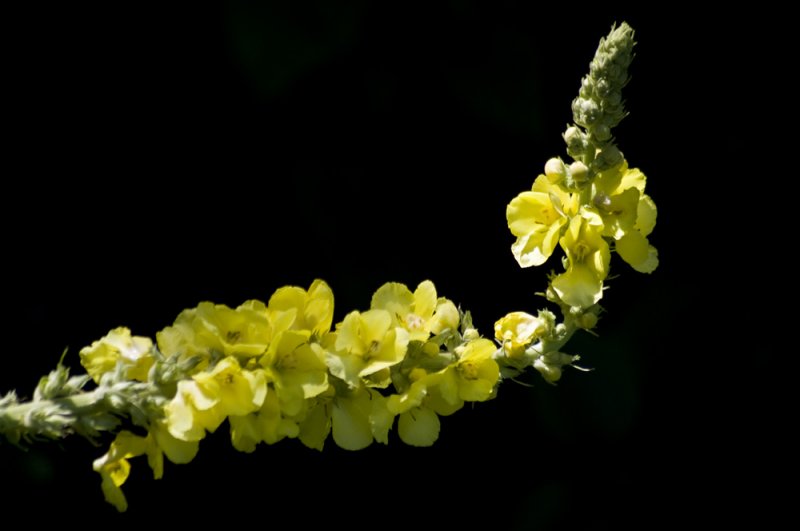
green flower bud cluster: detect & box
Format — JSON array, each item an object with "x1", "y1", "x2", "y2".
[{"x1": 566, "y1": 22, "x2": 635, "y2": 178}]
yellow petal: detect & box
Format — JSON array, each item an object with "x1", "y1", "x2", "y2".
[
  {"x1": 324, "y1": 350, "x2": 363, "y2": 388},
  {"x1": 306, "y1": 279, "x2": 334, "y2": 334},
  {"x1": 100, "y1": 467, "x2": 130, "y2": 512},
  {"x1": 152, "y1": 422, "x2": 199, "y2": 465},
  {"x1": 335, "y1": 311, "x2": 367, "y2": 355},
  {"x1": 430, "y1": 299, "x2": 459, "y2": 335},
  {"x1": 619, "y1": 165, "x2": 646, "y2": 192},
  {"x1": 362, "y1": 390, "x2": 392, "y2": 445},
  {"x1": 616, "y1": 231, "x2": 659, "y2": 273},
  {"x1": 184, "y1": 378, "x2": 219, "y2": 411},
  {"x1": 386, "y1": 379, "x2": 428, "y2": 414},
  {"x1": 398, "y1": 407, "x2": 440, "y2": 447},
  {"x1": 552, "y1": 264, "x2": 604, "y2": 309},
  {"x1": 359, "y1": 327, "x2": 408, "y2": 377},
  {"x1": 268, "y1": 286, "x2": 306, "y2": 317},
  {"x1": 437, "y1": 369, "x2": 460, "y2": 405},
  {"x1": 229, "y1": 414, "x2": 261, "y2": 453},
  {"x1": 359, "y1": 309, "x2": 393, "y2": 344},
  {"x1": 413, "y1": 280, "x2": 437, "y2": 320},
  {"x1": 298, "y1": 400, "x2": 331, "y2": 451},
  {"x1": 426, "y1": 389, "x2": 463, "y2": 416},
  {"x1": 332, "y1": 395, "x2": 373, "y2": 450},
  {"x1": 636, "y1": 194, "x2": 657, "y2": 236},
  {"x1": 507, "y1": 191, "x2": 559, "y2": 235},
  {"x1": 370, "y1": 282, "x2": 414, "y2": 317},
  {"x1": 166, "y1": 382, "x2": 207, "y2": 441}
]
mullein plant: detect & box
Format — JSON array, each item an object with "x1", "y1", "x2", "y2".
[{"x1": 0, "y1": 22, "x2": 656, "y2": 512}]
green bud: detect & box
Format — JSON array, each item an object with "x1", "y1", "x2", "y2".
[
  {"x1": 563, "y1": 126, "x2": 588, "y2": 158},
  {"x1": 569, "y1": 161, "x2": 589, "y2": 184},
  {"x1": 564, "y1": 22, "x2": 636, "y2": 175},
  {"x1": 544, "y1": 157, "x2": 567, "y2": 183},
  {"x1": 593, "y1": 123, "x2": 611, "y2": 142},
  {"x1": 463, "y1": 328, "x2": 480, "y2": 342},
  {"x1": 594, "y1": 145, "x2": 623, "y2": 171}
]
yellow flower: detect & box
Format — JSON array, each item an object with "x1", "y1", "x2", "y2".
[
  {"x1": 438, "y1": 338, "x2": 500, "y2": 404},
  {"x1": 386, "y1": 370, "x2": 463, "y2": 447},
  {"x1": 371, "y1": 280, "x2": 452, "y2": 341},
  {"x1": 93, "y1": 432, "x2": 142, "y2": 512},
  {"x1": 552, "y1": 213, "x2": 611, "y2": 309},
  {"x1": 92, "y1": 426, "x2": 197, "y2": 512},
  {"x1": 592, "y1": 161, "x2": 658, "y2": 273},
  {"x1": 165, "y1": 357, "x2": 267, "y2": 440},
  {"x1": 260, "y1": 329, "x2": 329, "y2": 416},
  {"x1": 267, "y1": 279, "x2": 335, "y2": 336},
  {"x1": 507, "y1": 174, "x2": 578, "y2": 268},
  {"x1": 79, "y1": 327, "x2": 154, "y2": 383},
  {"x1": 293, "y1": 387, "x2": 391, "y2": 451},
  {"x1": 157, "y1": 300, "x2": 278, "y2": 367},
  {"x1": 494, "y1": 312, "x2": 548, "y2": 359},
  {"x1": 327, "y1": 309, "x2": 409, "y2": 388}
]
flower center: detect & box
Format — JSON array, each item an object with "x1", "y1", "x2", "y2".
[
  {"x1": 574, "y1": 241, "x2": 591, "y2": 262},
  {"x1": 405, "y1": 313, "x2": 425, "y2": 331},
  {"x1": 458, "y1": 361, "x2": 479, "y2": 380},
  {"x1": 363, "y1": 340, "x2": 380, "y2": 360},
  {"x1": 278, "y1": 351, "x2": 298, "y2": 370}
]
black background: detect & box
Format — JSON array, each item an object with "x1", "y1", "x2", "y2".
[{"x1": 1, "y1": 2, "x2": 770, "y2": 528}]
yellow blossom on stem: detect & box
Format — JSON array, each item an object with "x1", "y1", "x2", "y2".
[
  {"x1": 438, "y1": 338, "x2": 500, "y2": 404},
  {"x1": 387, "y1": 370, "x2": 463, "y2": 447},
  {"x1": 507, "y1": 174, "x2": 579, "y2": 268},
  {"x1": 293, "y1": 387, "x2": 391, "y2": 451},
  {"x1": 371, "y1": 280, "x2": 453, "y2": 341},
  {"x1": 552, "y1": 213, "x2": 611, "y2": 309},
  {"x1": 327, "y1": 309, "x2": 409, "y2": 388},
  {"x1": 592, "y1": 161, "x2": 659, "y2": 273},
  {"x1": 79, "y1": 327, "x2": 154, "y2": 383},
  {"x1": 260, "y1": 329, "x2": 329, "y2": 416},
  {"x1": 267, "y1": 279, "x2": 335, "y2": 336},
  {"x1": 165, "y1": 357, "x2": 267, "y2": 440},
  {"x1": 157, "y1": 300, "x2": 278, "y2": 366},
  {"x1": 494, "y1": 312, "x2": 548, "y2": 359},
  {"x1": 92, "y1": 425, "x2": 199, "y2": 511}
]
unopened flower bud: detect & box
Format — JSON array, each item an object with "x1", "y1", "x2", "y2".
[
  {"x1": 592, "y1": 123, "x2": 611, "y2": 142},
  {"x1": 594, "y1": 145, "x2": 622, "y2": 170},
  {"x1": 569, "y1": 161, "x2": 589, "y2": 184},
  {"x1": 579, "y1": 312, "x2": 598, "y2": 329},
  {"x1": 544, "y1": 157, "x2": 567, "y2": 183},
  {"x1": 563, "y1": 126, "x2": 586, "y2": 157},
  {"x1": 463, "y1": 328, "x2": 480, "y2": 342}
]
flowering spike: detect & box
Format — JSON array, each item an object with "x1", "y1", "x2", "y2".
[{"x1": 0, "y1": 23, "x2": 658, "y2": 512}]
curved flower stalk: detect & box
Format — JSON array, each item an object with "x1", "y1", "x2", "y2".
[
  {"x1": 500, "y1": 21, "x2": 657, "y2": 382},
  {"x1": 0, "y1": 22, "x2": 656, "y2": 512}
]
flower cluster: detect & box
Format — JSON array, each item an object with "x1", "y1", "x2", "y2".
[
  {"x1": 506, "y1": 158, "x2": 657, "y2": 309},
  {"x1": 0, "y1": 22, "x2": 656, "y2": 514},
  {"x1": 81, "y1": 280, "x2": 500, "y2": 510},
  {"x1": 496, "y1": 21, "x2": 656, "y2": 378}
]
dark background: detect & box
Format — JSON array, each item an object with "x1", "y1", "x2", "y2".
[{"x1": 1, "y1": 2, "x2": 769, "y2": 528}]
